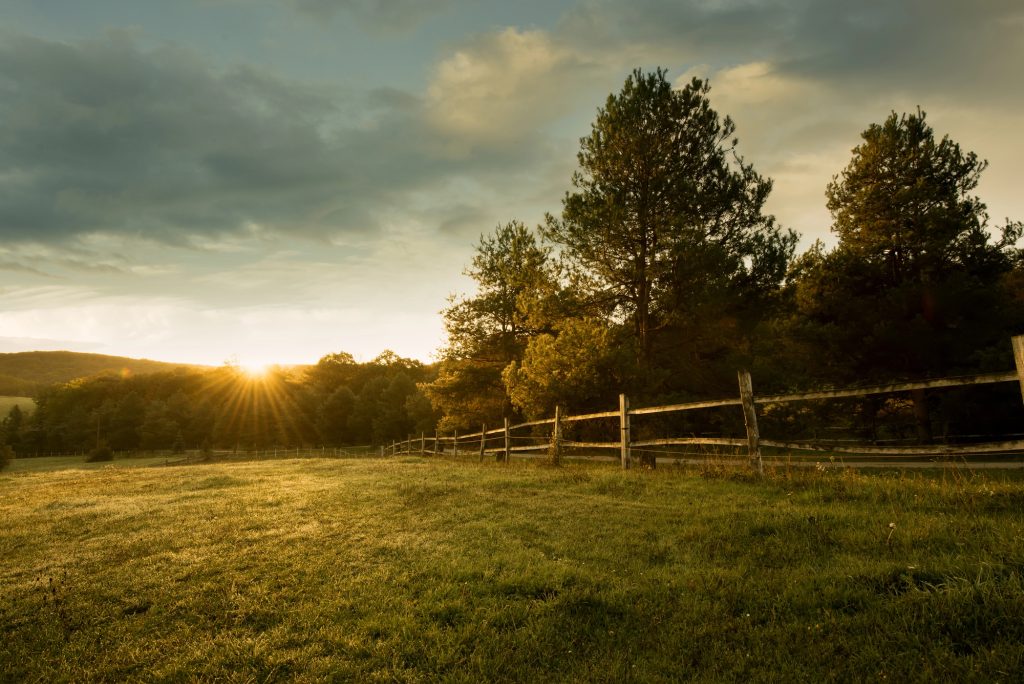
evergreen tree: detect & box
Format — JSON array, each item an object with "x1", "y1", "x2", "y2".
[
  {"x1": 790, "y1": 109, "x2": 1023, "y2": 440},
  {"x1": 545, "y1": 68, "x2": 796, "y2": 383}
]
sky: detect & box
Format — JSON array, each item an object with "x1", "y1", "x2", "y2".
[{"x1": 1, "y1": 0, "x2": 1022, "y2": 368}]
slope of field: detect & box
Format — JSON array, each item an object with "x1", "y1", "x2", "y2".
[
  {"x1": 0, "y1": 395, "x2": 35, "y2": 416},
  {"x1": 1, "y1": 457, "x2": 1022, "y2": 681},
  {"x1": 0, "y1": 351, "x2": 207, "y2": 395}
]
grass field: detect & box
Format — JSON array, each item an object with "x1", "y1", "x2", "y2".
[
  {"x1": 2, "y1": 455, "x2": 1023, "y2": 681},
  {"x1": 0, "y1": 395, "x2": 35, "y2": 416}
]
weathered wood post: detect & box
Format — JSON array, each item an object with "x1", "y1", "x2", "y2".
[
  {"x1": 550, "y1": 405, "x2": 562, "y2": 465},
  {"x1": 433, "y1": 429, "x2": 439, "y2": 454},
  {"x1": 737, "y1": 370, "x2": 763, "y2": 475},
  {"x1": 420, "y1": 432, "x2": 425, "y2": 455},
  {"x1": 1013, "y1": 335, "x2": 1024, "y2": 407},
  {"x1": 619, "y1": 394, "x2": 631, "y2": 470},
  {"x1": 453, "y1": 430, "x2": 458, "y2": 456},
  {"x1": 503, "y1": 417, "x2": 511, "y2": 463},
  {"x1": 479, "y1": 424, "x2": 486, "y2": 462}
]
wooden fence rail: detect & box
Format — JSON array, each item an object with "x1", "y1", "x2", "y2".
[{"x1": 389, "y1": 335, "x2": 1024, "y2": 470}]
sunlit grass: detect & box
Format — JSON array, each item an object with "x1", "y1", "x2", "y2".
[{"x1": 2, "y1": 456, "x2": 1022, "y2": 681}]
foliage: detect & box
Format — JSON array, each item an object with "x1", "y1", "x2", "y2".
[
  {"x1": 7, "y1": 352, "x2": 437, "y2": 453},
  {"x1": 1, "y1": 404, "x2": 25, "y2": 452},
  {"x1": 774, "y1": 110, "x2": 1023, "y2": 440},
  {"x1": 0, "y1": 444, "x2": 11, "y2": 470},
  {"x1": 503, "y1": 318, "x2": 630, "y2": 419},
  {"x1": 791, "y1": 114, "x2": 1020, "y2": 371},
  {"x1": 424, "y1": 221, "x2": 558, "y2": 431},
  {"x1": 825, "y1": 108, "x2": 1020, "y2": 281},
  {"x1": 544, "y1": 68, "x2": 796, "y2": 379},
  {"x1": 798, "y1": 108, "x2": 1024, "y2": 382}
]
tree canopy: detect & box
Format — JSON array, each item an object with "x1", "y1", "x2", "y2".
[
  {"x1": 5, "y1": 75, "x2": 1021, "y2": 457},
  {"x1": 544, "y1": 68, "x2": 796, "y2": 378},
  {"x1": 423, "y1": 221, "x2": 557, "y2": 430},
  {"x1": 793, "y1": 109, "x2": 1022, "y2": 383}
]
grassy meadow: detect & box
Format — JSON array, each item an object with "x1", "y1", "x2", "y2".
[{"x1": 2, "y1": 455, "x2": 1023, "y2": 682}]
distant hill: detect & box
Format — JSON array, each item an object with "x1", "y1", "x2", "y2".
[{"x1": 0, "y1": 351, "x2": 208, "y2": 396}]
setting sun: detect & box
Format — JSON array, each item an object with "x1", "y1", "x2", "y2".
[
  {"x1": 236, "y1": 360, "x2": 272, "y2": 382},
  {"x1": 240, "y1": 362, "x2": 270, "y2": 378}
]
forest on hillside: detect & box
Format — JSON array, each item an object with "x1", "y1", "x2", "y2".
[
  {"x1": 2, "y1": 69, "x2": 1022, "y2": 457},
  {"x1": 0, "y1": 352, "x2": 436, "y2": 455},
  {"x1": 0, "y1": 352, "x2": 200, "y2": 396}
]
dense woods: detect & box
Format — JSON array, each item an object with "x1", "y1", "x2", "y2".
[
  {"x1": 1, "y1": 69, "x2": 1021, "y2": 455},
  {"x1": 425, "y1": 70, "x2": 1023, "y2": 437},
  {"x1": 0, "y1": 352, "x2": 437, "y2": 454}
]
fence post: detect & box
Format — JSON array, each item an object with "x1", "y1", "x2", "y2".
[
  {"x1": 737, "y1": 369, "x2": 763, "y2": 475},
  {"x1": 503, "y1": 417, "x2": 511, "y2": 463},
  {"x1": 1013, "y1": 335, "x2": 1024, "y2": 407},
  {"x1": 550, "y1": 405, "x2": 562, "y2": 465},
  {"x1": 479, "y1": 424, "x2": 486, "y2": 462},
  {"x1": 420, "y1": 432, "x2": 425, "y2": 455},
  {"x1": 619, "y1": 394, "x2": 631, "y2": 470},
  {"x1": 453, "y1": 430, "x2": 458, "y2": 456}
]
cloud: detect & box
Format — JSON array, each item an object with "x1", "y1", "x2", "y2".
[
  {"x1": 0, "y1": 31, "x2": 358, "y2": 244},
  {"x1": 563, "y1": 0, "x2": 1024, "y2": 108},
  {"x1": 0, "y1": 260, "x2": 53, "y2": 277},
  {"x1": 289, "y1": 0, "x2": 454, "y2": 32},
  {"x1": 0, "y1": 336, "x2": 105, "y2": 354},
  {"x1": 425, "y1": 27, "x2": 603, "y2": 147},
  {"x1": 0, "y1": 29, "x2": 568, "y2": 252}
]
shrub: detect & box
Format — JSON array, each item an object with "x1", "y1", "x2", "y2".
[
  {"x1": 86, "y1": 445, "x2": 114, "y2": 463},
  {"x1": 0, "y1": 445, "x2": 12, "y2": 471}
]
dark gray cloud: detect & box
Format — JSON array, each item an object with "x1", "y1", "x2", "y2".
[
  {"x1": 562, "y1": 0, "x2": 1024, "y2": 105},
  {"x1": 778, "y1": 0, "x2": 1024, "y2": 103},
  {"x1": 0, "y1": 31, "x2": 352, "y2": 243},
  {"x1": 289, "y1": 0, "x2": 453, "y2": 31},
  {"x1": 0, "y1": 30, "x2": 560, "y2": 250}
]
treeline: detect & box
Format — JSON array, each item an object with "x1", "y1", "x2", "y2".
[
  {"x1": 2, "y1": 68, "x2": 1022, "y2": 459},
  {"x1": 418, "y1": 70, "x2": 1024, "y2": 462},
  {"x1": 0, "y1": 352, "x2": 437, "y2": 454}
]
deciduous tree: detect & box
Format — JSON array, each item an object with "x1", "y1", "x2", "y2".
[{"x1": 424, "y1": 221, "x2": 557, "y2": 430}]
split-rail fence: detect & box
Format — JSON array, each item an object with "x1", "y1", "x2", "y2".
[{"x1": 388, "y1": 335, "x2": 1024, "y2": 471}]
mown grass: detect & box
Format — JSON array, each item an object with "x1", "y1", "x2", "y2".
[{"x1": 1, "y1": 456, "x2": 1023, "y2": 682}]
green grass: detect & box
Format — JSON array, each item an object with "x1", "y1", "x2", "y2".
[
  {"x1": 0, "y1": 395, "x2": 35, "y2": 416},
  {"x1": 2, "y1": 456, "x2": 1023, "y2": 682}
]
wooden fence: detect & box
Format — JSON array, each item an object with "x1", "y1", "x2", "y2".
[{"x1": 388, "y1": 335, "x2": 1024, "y2": 470}]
